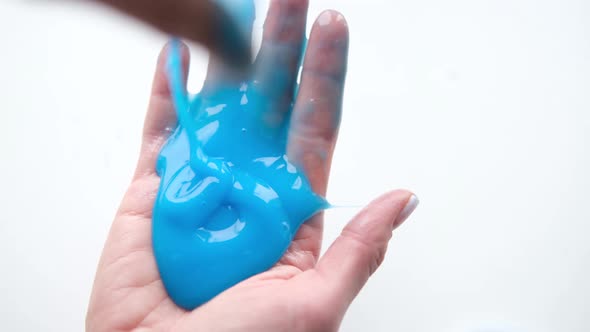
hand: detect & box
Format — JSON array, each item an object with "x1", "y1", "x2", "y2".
[
  {"x1": 86, "y1": 1, "x2": 418, "y2": 331},
  {"x1": 96, "y1": 0, "x2": 252, "y2": 67}
]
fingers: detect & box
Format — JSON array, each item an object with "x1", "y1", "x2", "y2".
[
  {"x1": 201, "y1": 0, "x2": 256, "y2": 94},
  {"x1": 99, "y1": 0, "x2": 251, "y2": 67},
  {"x1": 288, "y1": 10, "x2": 349, "y2": 195},
  {"x1": 315, "y1": 191, "x2": 419, "y2": 307},
  {"x1": 134, "y1": 42, "x2": 190, "y2": 179},
  {"x1": 253, "y1": 0, "x2": 309, "y2": 101}
]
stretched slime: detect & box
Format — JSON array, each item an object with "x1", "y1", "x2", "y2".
[{"x1": 152, "y1": 1, "x2": 327, "y2": 310}]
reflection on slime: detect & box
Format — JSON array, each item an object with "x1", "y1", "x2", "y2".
[{"x1": 152, "y1": 1, "x2": 327, "y2": 310}]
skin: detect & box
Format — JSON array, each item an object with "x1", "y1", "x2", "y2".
[
  {"x1": 87, "y1": 1, "x2": 417, "y2": 331},
  {"x1": 96, "y1": 0, "x2": 252, "y2": 67}
]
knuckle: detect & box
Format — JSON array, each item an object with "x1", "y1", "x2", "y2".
[{"x1": 340, "y1": 227, "x2": 388, "y2": 276}]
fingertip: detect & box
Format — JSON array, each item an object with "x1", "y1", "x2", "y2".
[
  {"x1": 157, "y1": 40, "x2": 190, "y2": 64},
  {"x1": 153, "y1": 41, "x2": 191, "y2": 97},
  {"x1": 395, "y1": 193, "x2": 419, "y2": 228},
  {"x1": 300, "y1": 10, "x2": 349, "y2": 84},
  {"x1": 178, "y1": 41, "x2": 191, "y2": 66},
  {"x1": 365, "y1": 189, "x2": 418, "y2": 229},
  {"x1": 310, "y1": 11, "x2": 349, "y2": 61},
  {"x1": 263, "y1": 0, "x2": 310, "y2": 41},
  {"x1": 313, "y1": 10, "x2": 349, "y2": 41},
  {"x1": 373, "y1": 189, "x2": 413, "y2": 203}
]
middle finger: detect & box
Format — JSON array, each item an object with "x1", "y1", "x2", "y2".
[{"x1": 253, "y1": 0, "x2": 309, "y2": 107}]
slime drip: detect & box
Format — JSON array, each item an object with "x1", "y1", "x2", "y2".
[{"x1": 152, "y1": 2, "x2": 327, "y2": 310}]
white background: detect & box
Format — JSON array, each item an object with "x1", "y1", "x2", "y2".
[{"x1": 1, "y1": 0, "x2": 589, "y2": 331}]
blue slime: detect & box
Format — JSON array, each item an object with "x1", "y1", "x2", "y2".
[{"x1": 152, "y1": 1, "x2": 327, "y2": 310}]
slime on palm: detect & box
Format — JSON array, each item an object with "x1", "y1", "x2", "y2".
[{"x1": 153, "y1": 0, "x2": 331, "y2": 310}]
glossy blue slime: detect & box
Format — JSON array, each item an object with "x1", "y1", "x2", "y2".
[{"x1": 152, "y1": 3, "x2": 327, "y2": 310}]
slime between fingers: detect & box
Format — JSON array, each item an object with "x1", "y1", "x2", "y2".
[{"x1": 152, "y1": 3, "x2": 327, "y2": 310}]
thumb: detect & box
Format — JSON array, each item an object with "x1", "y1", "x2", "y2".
[{"x1": 315, "y1": 190, "x2": 419, "y2": 308}]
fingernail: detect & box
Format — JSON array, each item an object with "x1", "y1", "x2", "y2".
[
  {"x1": 394, "y1": 194, "x2": 419, "y2": 226},
  {"x1": 318, "y1": 11, "x2": 333, "y2": 26}
]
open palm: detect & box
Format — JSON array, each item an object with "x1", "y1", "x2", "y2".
[{"x1": 86, "y1": 1, "x2": 417, "y2": 331}]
